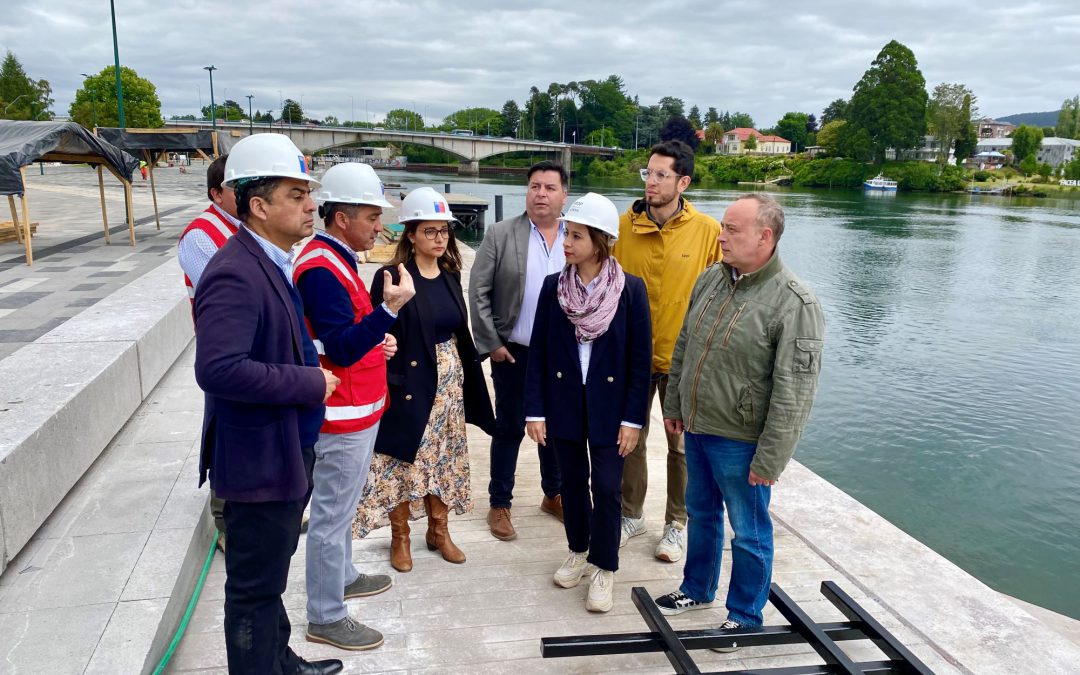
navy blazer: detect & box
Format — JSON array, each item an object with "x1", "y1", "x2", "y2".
[
  {"x1": 525, "y1": 270, "x2": 652, "y2": 447},
  {"x1": 371, "y1": 259, "x2": 495, "y2": 463},
  {"x1": 194, "y1": 227, "x2": 326, "y2": 502}
]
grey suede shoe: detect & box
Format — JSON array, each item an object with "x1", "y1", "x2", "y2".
[
  {"x1": 306, "y1": 616, "x2": 384, "y2": 651},
  {"x1": 344, "y1": 573, "x2": 393, "y2": 599}
]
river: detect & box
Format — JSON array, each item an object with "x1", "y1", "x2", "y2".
[{"x1": 382, "y1": 169, "x2": 1080, "y2": 620}]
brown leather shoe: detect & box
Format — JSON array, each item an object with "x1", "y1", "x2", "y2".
[
  {"x1": 540, "y1": 495, "x2": 564, "y2": 522},
  {"x1": 424, "y1": 494, "x2": 466, "y2": 563},
  {"x1": 487, "y1": 507, "x2": 517, "y2": 541},
  {"x1": 388, "y1": 502, "x2": 412, "y2": 572}
]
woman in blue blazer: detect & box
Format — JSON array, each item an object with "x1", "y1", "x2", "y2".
[{"x1": 525, "y1": 192, "x2": 652, "y2": 613}]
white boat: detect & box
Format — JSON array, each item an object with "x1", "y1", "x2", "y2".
[{"x1": 864, "y1": 174, "x2": 898, "y2": 191}]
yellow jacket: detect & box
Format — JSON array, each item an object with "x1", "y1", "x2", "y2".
[{"x1": 612, "y1": 198, "x2": 722, "y2": 374}]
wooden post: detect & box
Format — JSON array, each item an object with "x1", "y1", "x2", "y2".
[
  {"x1": 144, "y1": 150, "x2": 161, "y2": 230},
  {"x1": 18, "y1": 167, "x2": 32, "y2": 265},
  {"x1": 123, "y1": 180, "x2": 136, "y2": 246},
  {"x1": 7, "y1": 194, "x2": 23, "y2": 245},
  {"x1": 97, "y1": 165, "x2": 112, "y2": 244},
  {"x1": 211, "y1": 131, "x2": 220, "y2": 158}
]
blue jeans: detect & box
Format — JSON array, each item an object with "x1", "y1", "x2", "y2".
[{"x1": 680, "y1": 432, "x2": 773, "y2": 627}]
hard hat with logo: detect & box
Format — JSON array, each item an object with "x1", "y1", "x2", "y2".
[
  {"x1": 222, "y1": 133, "x2": 320, "y2": 189},
  {"x1": 399, "y1": 187, "x2": 455, "y2": 223},
  {"x1": 314, "y1": 162, "x2": 392, "y2": 208},
  {"x1": 561, "y1": 192, "x2": 619, "y2": 240}
]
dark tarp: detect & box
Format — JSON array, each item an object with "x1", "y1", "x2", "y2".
[
  {"x1": 97, "y1": 126, "x2": 219, "y2": 152},
  {"x1": 0, "y1": 120, "x2": 139, "y2": 196}
]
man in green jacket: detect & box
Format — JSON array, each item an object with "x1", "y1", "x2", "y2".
[{"x1": 653, "y1": 193, "x2": 825, "y2": 641}]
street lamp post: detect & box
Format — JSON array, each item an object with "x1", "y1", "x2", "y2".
[
  {"x1": 246, "y1": 94, "x2": 254, "y2": 134},
  {"x1": 3, "y1": 94, "x2": 28, "y2": 116},
  {"x1": 203, "y1": 65, "x2": 217, "y2": 131},
  {"x1": 80, "y1": 74, "x2": 98, "y2": 128},
  {"x1": 109, "y1": 0, "x2": 126, "y2": 127},
  {"x1": 350, "y1": 95, "x2": 355, "y2": 125}
]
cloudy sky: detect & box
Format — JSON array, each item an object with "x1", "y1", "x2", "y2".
[{"x1": 3, "y1": 0, "x2": 1078, "y2": 128}]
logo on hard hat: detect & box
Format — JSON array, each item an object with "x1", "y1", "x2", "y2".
[
  {"x1": 434, "y1": 201, "x2": 447, "y2": 214},
  {"x1": 298, "y1": 156, "x2": 307, "y2": 173}
]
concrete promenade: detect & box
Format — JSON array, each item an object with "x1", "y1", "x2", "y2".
[{"x1": 0, "y1": 168, "x2": 1078, "y2": 673}]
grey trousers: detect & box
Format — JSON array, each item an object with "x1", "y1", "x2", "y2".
[{"x1": 305, "y1": 424, "x2": 379, "y2": 624}]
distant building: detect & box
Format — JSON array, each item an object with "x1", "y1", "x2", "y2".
[
  {"x1": 891, "y1": 135, "x2": 955, "y2": 164},
  {"x1": 977, "y1": 118, "x2": 1016, "y2": 139},
  {"x1": 974, "y1": 137, "x2": 1080, "y2": 168},
  {"x1": 718, "y1": 128, "x2": 791, "y2": 155}
]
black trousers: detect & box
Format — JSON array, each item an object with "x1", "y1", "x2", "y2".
[
  {"x1": 550, "y1": 436, "x2": 625, "y2": 572},
  {"x1": 222, "y1": 446, "x2": 314, "y2": 675}
]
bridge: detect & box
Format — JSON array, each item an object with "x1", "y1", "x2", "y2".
[{"x1": 163, "y1": 120, "x2": 617, "y2": 174}]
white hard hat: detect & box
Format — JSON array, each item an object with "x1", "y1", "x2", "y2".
[
  {"x1": 561, "y1": 192, "x2": 619, "y2": 240},
  {"x1": 222, "y1": 133, "x2": 320, "y2": 189},
  {"x1": 399, "y1": 187, "x2": 455, "y2": 223},
  {"x1": 314, "y1": 162, "x2": 392, "y2": 208}
]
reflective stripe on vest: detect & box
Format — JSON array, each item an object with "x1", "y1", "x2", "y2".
[
  {"x1": 197, "y1": 210, "x2": 236, "y2": 243},
  {"x1": 324, "y1": 396, "x2": 386, "y2": 422},
  {"x1": 294, "y1": 248, "x2": 359, "y2": 293}
]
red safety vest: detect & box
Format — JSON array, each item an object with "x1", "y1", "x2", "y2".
[
  {"x1": 293, "y1": 235, "x2": 387, "y2": 433},
  {"x1": 179, "y1": 205, "x2": 239, "y2": 304}
]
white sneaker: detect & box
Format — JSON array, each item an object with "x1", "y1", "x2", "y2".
[
  {"x1": 585, "y1": 567, "x2": 614, "y2": 613},
  {"x1": 619, "y1": 516, "x2": 646, "y2": 547},
  {"x1": 553, "y1": 551, "x2": 590, "y2": 588},
  {"x1": 655, "y1": 520, "x2": 686, "y2": 562}
]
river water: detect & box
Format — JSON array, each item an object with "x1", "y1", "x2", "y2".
[{"x1": 382, "y1": 169, "x2": 1080, "y2": 620}]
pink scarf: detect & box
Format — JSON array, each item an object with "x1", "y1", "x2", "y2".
[{"x1": 557, "y1": 257, "x2": 625, "y2": 343}]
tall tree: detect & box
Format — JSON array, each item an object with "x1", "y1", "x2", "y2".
[
  {"x1": 1056, "y1": 95, "x2": 1080, "y2": 140},
  {"x1": 499, "y1": 99, "x2": 521, "y2": 137},
  {"x1": 660, "y1": 115, "x2": 700, "y2": 150},
  {"x1": 442, "y1": 107, "x2": 500, "y2": 134},
  {"x1": 817, "y1": 120, "x2": 846, "y2": 155},
  {"x1": 848, "y1": 40, "x2": 928, "y2": 163},
  {"x1": 384, "y1": 107, "x2": 423, "y2": 130},
  {"x1": 806, "y1": 113, "x2": 818, "y2": 134},
  {"x1": 202, "y1": 99, "x2": 245, "y2": 121},
  {"x1": 953, "y1": 94, "x2": 979, "y2": 166},
  {"x1": 0, "y1": 51, "x2": 53, "y2": 120},
  {"x1": 70, "y1": 66, "x2": 161, "y2": 128},
  {"x1": 729, "y1": 112, "x2": 755, "y2": 129},
  {"x1": 523, "y1": 86, "x2": 556, "y2": 140},
  {"x1": 688, "y1": 105, "x2": 702, "y2": 130},
  {"x1": 821, "y1": 98, "x2": 848, "y2": 125},
  {"x1": 1010, "y1": 124, "x2": 1043, "y2": 164},
  {"x1": 578, "y1": 76, "x2": 635, "y2": 147},
  {"x1": 705, "y1": 106, "x2": 719, "y2": 126},
  {"x1": 774, "y1": 112, "x2": 811, "y2": 151},
  {"x1": 281, "y1": 98, "x2": 304, "y2": 124},
  {"x1": 744, "y1": 134, "x2": 758, "y2": 151},
  {"x1": 658, "y1": 96, "x2": 685, "y2": 119},
  {"x1": 928, "y1": 83, "x2": 977, "y2": 167},
  {"x1": 703, "y1": 122, "x2": 725, "y2": 149}
]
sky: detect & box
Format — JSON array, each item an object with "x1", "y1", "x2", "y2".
[{"x1": 3, "y1": 0, "x2": 1079, "y2": 128}]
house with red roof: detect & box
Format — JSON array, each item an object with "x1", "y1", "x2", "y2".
[{"x1": 719, "y1": 128, "x2": 792, "y2": 155}]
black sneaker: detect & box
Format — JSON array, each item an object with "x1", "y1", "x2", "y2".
[
  {"x1": 654, "y1": 590, "x2": 714, "y2": 615},
  {"x1": 711, "y1": 618, "x2": 742, "y2": 653}
]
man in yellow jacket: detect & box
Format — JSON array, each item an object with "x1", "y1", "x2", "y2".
[{"x1": 612, "y1": 140, "x2": 721, "y2": 563}]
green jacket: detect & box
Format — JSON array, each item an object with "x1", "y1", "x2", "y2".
[{"x1": 663, "y1": 251, "x2": 825, "y2": 480}]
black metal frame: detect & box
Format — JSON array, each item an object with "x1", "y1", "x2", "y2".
[{"x1": 541, "y1": 581, "x2": 934, "y2": 674}]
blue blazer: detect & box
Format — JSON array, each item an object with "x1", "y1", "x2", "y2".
[
  {"x1": 525, "y1": 270, "x2": 652, "y2": 447},
  {"x1": 194, "y1": 227, "x2": 326, "y2": 503}
]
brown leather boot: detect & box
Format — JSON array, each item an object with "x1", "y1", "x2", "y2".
[
  {"x1": 424, "y1": 494, "x2": 466, "y2": 564},
  {"x1": 388, "y1": 502, "x2": 412, "y2": 572}
]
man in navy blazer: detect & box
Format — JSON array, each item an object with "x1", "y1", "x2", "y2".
[{"x1": 194, "y1": 134, "x2": 343, "y2": 675}]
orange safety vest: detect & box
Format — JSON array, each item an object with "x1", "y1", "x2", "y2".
[{"x1": 293, "y1": 235, "x2": 387, "y2": 433}]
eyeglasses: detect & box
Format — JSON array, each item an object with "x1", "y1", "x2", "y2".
[
  {"x1": 640, "y1": 168, "x2": 681, "y2": 182},
  {"x1": 422, "y1": 227, "x2": 451, "y2": 240}
]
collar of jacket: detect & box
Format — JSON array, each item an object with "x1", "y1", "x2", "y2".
[
  {"x1": 721, "y1": 249, "x2": 783, "y2": 289},
  {"x1": 628, "y1": 197, "x2": 696, "y2": 233}
]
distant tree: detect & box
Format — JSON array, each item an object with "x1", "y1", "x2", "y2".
[
  {"x1": 1010, "y1": 124, "x2": 1043, "y2": 165},
  {"x1": 201, "y1": 98, "x2": 245, "y2": 121},
  {"x1": 817, "y1": 120, "x2": 846, "y2": 155},
  {"x1": 70, "y1": 66, "x2": 161, "y2": 127},
  {"x1": 928, "y1": 83, "x2": 978, "y2": 167},
  {"x1": 660, "y1": 115, "x2": 700, "y2": 150},
  {"x1": 821, "y1": 98, "x2": 848, "y2": 125},
  {"x1": 836, "y1": 122, "x2": 874, "y2": 161},
  {"x1": 1063, "y1": 155, "x2": 1080, "y2": 180},
  {"x1": 1056, "y1": 95, "x2": 1080, "y2": 139},
  {"x1": 578, "y1": 76, "x2": 635, "y2": 147},
  {"x1": 729, "y1": 112, "x2": 755, "y2": 129},
  {"x1": 584, "y1": 127, "x2": 617, "y2": 147},
  {"x1": 704, "y1": 122, "x2": 725, "y2": 148},
  {"x1": 953, "y1": 94, "x2": 979, "y2": 166},
  {"x1": 658, "y1": 96, "x2": 685, "y2": 119},
  {"x1": 281, "y1": 98, "x2": 304, "y2": 124},
  {"x1": 1037, "y1": 162, "x2": 1052, "y2": 180},
  {"x1": 848, "y1": 40, "x2": 928, "y2": 163},
  {"x1": 744, "y1": 134, "x2": 758, "y2": 151},
  {"x1": 806, "y1": 113, "x2": 818, "y2": 134},
  {"x1": 523, "y1": 86, "x2": 556, "y2": 140},
  {"x1": 499, "y1": 99, "x2": 521, "y2": 137},
  {"x1": 688, "y1": 104, "x2": 702, "y2": 130},
  {"x1": 774, "y1": 112, "x2": 811, "y2": 151},
  {"x1": 253, "y1": 110, "x2": 274, "y2": 124},
  {"x1": 1019, "y1": 154, "x2": 1038, "y2": 177},
  {"x1": 0, "y1": 51, "x2": 53, "y2": 120},
  {"x1": 171, "y1": 114, "x2": 196, "y2": 121},
  {"x1": 705, "y1": 106, "x2": 719, "y2": 126},
  {"x1": 322, "y1": 115, "x2": 339, "y2": 126},
  {"x1": 384, "y1": 107, "x2": 423, "y2": 130},
  {"x1": 442, "y1": 107, "x2": 500, "y2": 134}
]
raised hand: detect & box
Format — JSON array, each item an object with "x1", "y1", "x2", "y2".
[{"x1": 382, "y1": 263, "x2": 416, "y2": 313}]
